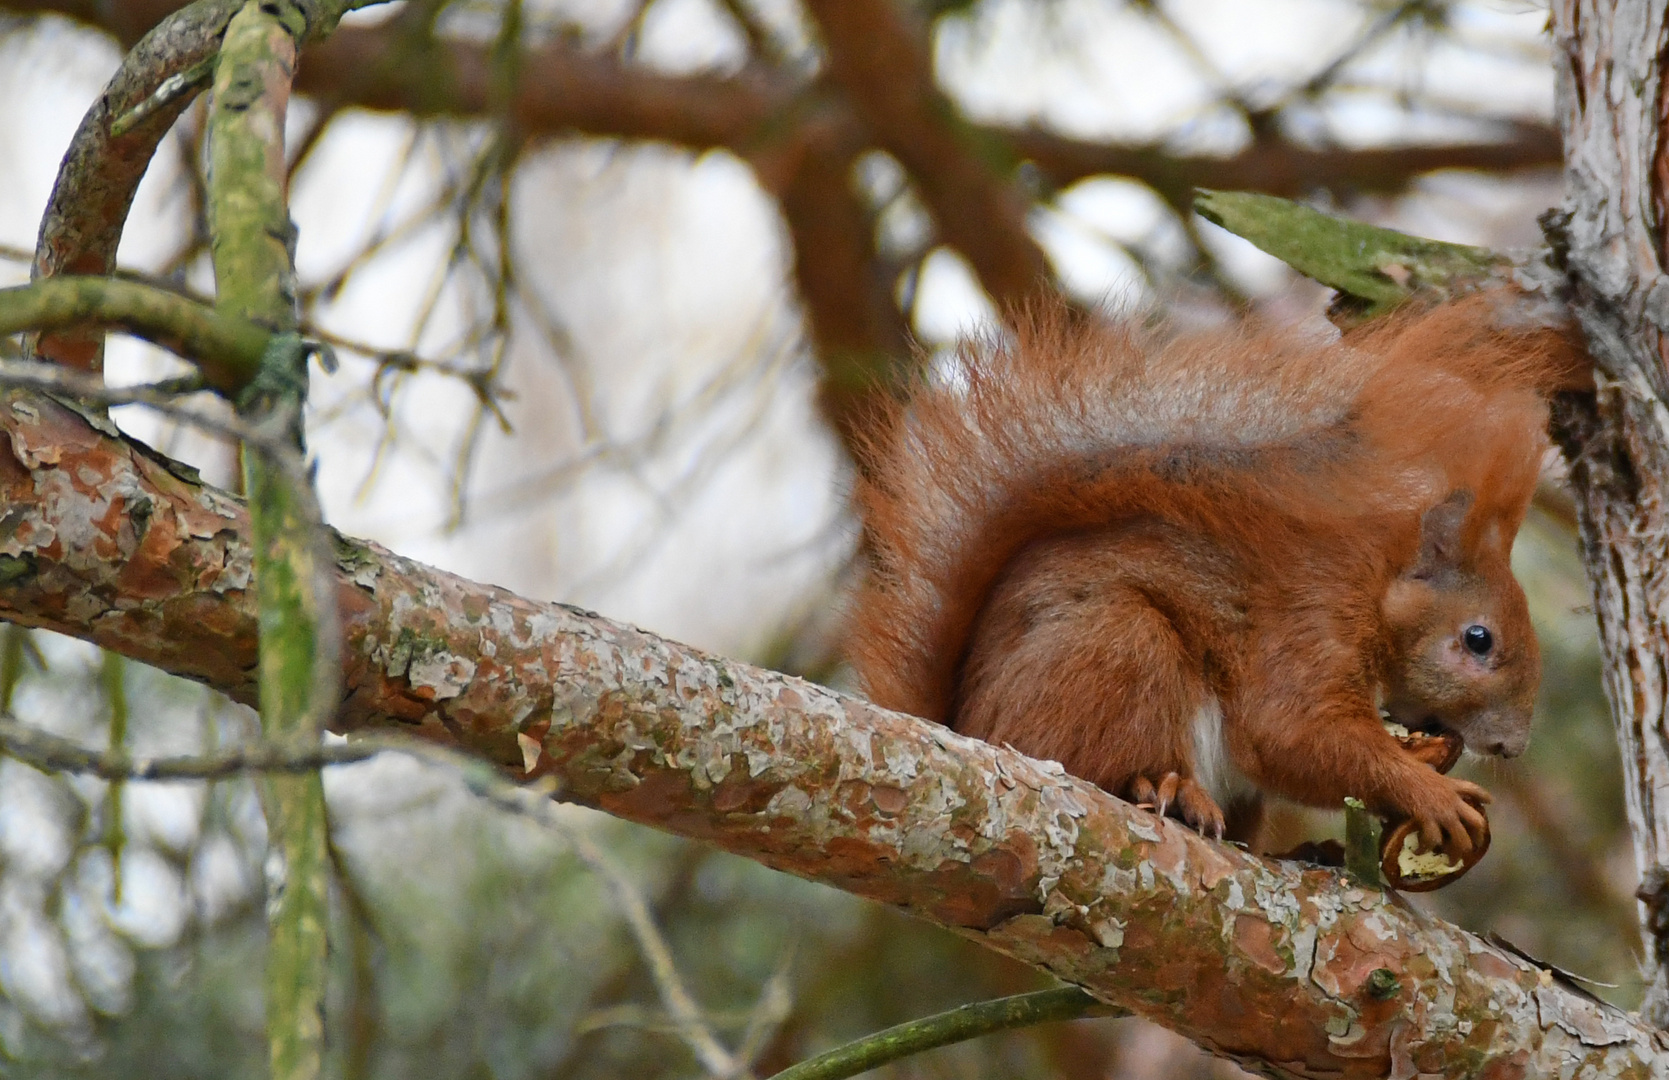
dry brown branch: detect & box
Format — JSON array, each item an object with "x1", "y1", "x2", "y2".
[
  {"x1": 3, "y1": 0, "x2": 1564, "y2": 419},
  {"x1": 798, "y1": 0, "x2": 1052, "y2": 310},
  {"x1": 755, "y1": 109, "x2": 913, "y2": 441},
  {"x1": 1008, "y1": 123, "x2": 1562, "y2": 204}
]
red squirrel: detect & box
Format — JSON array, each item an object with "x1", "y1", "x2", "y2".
[{"x1": 847, "y1": 296, "x2": 1584, "y2": 853}]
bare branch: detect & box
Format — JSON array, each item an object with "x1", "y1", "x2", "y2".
[
  {"x1": 559, "y1": 822, "x2": 751, "y2": 1079},
  {"x1": 0, "y1": 357, "x2": 245, "y2": 438},
  {"x1": 0, "y1": 713, "x2": 382, "y2": 779},
  {"x1": 0, "y1": 276, "x2": 270, "y2": 392},
  {"x1": 1010, "y1": 122, "x2": 1561, "y2": 203},
  {"x1": 5, "y1": 0, "x2": 1563, "y2": 447},
  {"x1": 0, "y1": 704, "x2": 751, "y2": 1080},
  {"x1": 800, "y1": 0, "x2": 1052, "y2": 310},
  {"x1": 756, "y1": 112, "x2": 914, "y2": 440}
]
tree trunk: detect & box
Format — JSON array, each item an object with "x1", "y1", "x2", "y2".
[{"x1": 1552, "y1": 0, "x2": 1669, "y2": 1026}]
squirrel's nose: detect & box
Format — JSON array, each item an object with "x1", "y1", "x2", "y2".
[{"x1": 1483, "y1": 729, "x2": 1530, "y2": 759}]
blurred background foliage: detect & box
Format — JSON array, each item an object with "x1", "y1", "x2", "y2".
[{"x1": 0, "y1": 0, "x2": 1635, "y2": 1077}]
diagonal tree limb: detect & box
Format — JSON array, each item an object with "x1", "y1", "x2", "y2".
[
  {"x1": 0, "y1": 704, "x2": 1108, "y2": 1074},
  {"x1": 0, "y1": 386, "x2": 1659, "y2": 1077},
  {"x1": 798, "y1": 0, "x2": 1053, "y2": 311}
]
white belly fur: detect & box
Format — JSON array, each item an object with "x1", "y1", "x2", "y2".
[{"x1": 1191, "y1": 695, "x2": 1256, "y2": 807}]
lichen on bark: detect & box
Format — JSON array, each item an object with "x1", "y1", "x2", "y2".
[
  {"x1": 206, "y1": 4, "x2": 334, "y2": 1079},
  {"x1": 0, "y1": 276, "x2": 270, "y2": 392},
  {"x1": 0, "y1": 387, "x2": 1660, "y2": 1076}
]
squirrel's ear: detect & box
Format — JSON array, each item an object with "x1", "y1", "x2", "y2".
[{"x1": 1411, "y1": 489, "x2": 1473, "y2": 577}]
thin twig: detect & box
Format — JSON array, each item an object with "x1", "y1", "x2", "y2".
[
  {"x1": 768, "y1": 987, "x2": 1122, "y2": 1080},
  {"x1": 558, "y1": 823, "x2": 750, "y2": 1079},
  {"x1": 735, "y1": 951, "x2": 795, "y2": 1068},
  {"x1": 0, "y1": 358, "x2": 273, "y2": 449},
  {"x1": 713, "y1": 0, "x2": 787, "y2": 66},
  {"x1": 0, "y1": 714, "x2": 383, "y2": 780},
  {"x1": 0, "y1": 704, "x2": 749, "y2": 1079}
]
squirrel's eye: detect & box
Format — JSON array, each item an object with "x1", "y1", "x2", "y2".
[{"x1": 1462, "y1": 624, "x2": 1494, "y2": 657}]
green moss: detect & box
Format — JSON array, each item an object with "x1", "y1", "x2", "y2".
[
  {"x1": 0, "y1": 278, "x2": 270, "y2": 393},
  {"x1": 1365, "y1": 968, "x2": 1401, "y2": 1000},
  {"x1": 0, "y1": 553, "x2": 37, "y2": 584},
  {"x1": 331, "y1": 530, "x2": 379, "y2": 574}
]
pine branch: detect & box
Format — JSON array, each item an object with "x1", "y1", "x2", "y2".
[{"x1": 0, "y1": 384, "x2": 1656, "y2": 1078}]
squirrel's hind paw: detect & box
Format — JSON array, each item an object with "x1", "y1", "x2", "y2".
[{"x1": 1128, "y1": 772, "x2": 1225, "y2": 840}]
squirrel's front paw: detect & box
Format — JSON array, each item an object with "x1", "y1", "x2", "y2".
[
  {"x1": 1128, "y1": 772, "x2": 1225, "y2": 840},
  {"x1": 1395, "y1": 772, "x2": 1490, "y2": 855}
]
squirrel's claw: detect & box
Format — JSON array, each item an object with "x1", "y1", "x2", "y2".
[
  {"x1": 1407, "y1": 774, "x2": 1492, "y2": 855},
  {"x1": 1154, "y1": 772, "x2": 1180, "y2": 816},
  {"x1": 1129, "y1": 772, "x2": 1225, "y2": 840}
]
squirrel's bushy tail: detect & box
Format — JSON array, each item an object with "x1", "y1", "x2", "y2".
[{"x1": 847, "y1": 294, "x2": 1582, "y2": 723}]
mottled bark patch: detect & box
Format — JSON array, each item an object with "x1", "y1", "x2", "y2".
[{"x1": 0, "y1": 394, "x2": 1662, "y2": 1076}]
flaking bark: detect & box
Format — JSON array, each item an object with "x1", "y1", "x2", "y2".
[
  {"x1": 1549, "y1": 0, "x2": 1669, "y2": 1026},
  {"x1": 0, "y1": 389, "x2": 1660, "y2": 1077}
]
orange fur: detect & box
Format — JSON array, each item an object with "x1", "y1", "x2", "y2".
[{"x1": 848, "y1": 295, "x2": 1583, "y2": 849}]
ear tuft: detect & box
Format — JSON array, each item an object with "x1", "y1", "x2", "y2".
[{"x1": 1411, "y1": 489, "x2": 1473, "y2": 578}]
